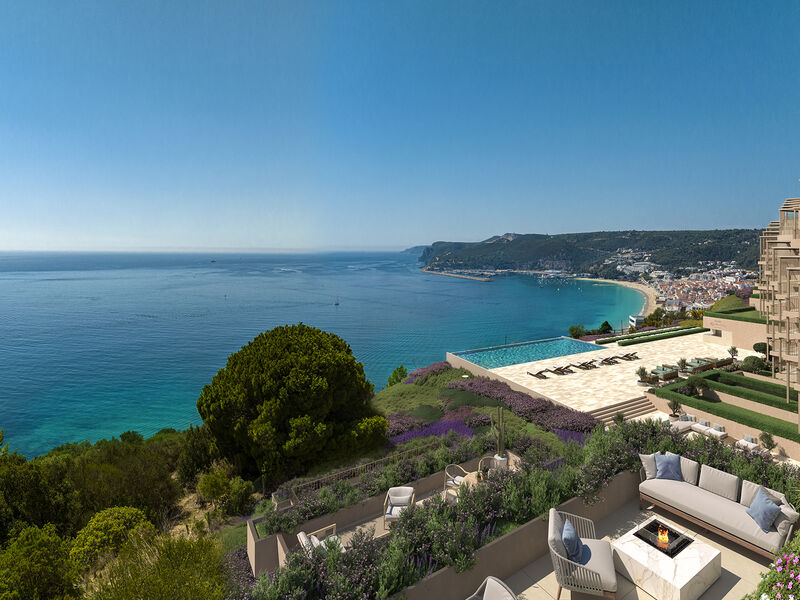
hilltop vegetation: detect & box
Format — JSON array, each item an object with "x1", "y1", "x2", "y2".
[{"x1": 418, "y1": 229, "x2": 761, "y2": 274}]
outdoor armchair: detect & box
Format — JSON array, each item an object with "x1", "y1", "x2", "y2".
[
  {"x1": 547, "y1": 508, "x2": 617, "y2": 599},
  {"x1": 478, "y1": 454, "x2": 503, "y2": 478},
  {"x1": 445, "y1": 464, "x2": 469, "y2": 496},
  {"x1": 383, "y1": 486, "x2": 415, "y2": 528},
  {"x1": 464, "y1": 575, "x2": 517, "y2": 600},
  {"x1": 297, "y1": 523, "x2": 344, "y2": 556}
]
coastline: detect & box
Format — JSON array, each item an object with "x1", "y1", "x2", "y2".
[
  {"x1": 575, "y1": 277, "x2": 656, "y2": 316},
  {"x1": 421, "y1": 267, "x2": 492, "y2": 282}
]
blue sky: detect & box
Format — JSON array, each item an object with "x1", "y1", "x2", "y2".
[{"x1": 1, "y1": 1, "x2": 798, "y2": 251}]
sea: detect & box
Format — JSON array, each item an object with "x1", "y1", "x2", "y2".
[{"x1": 0, "y1": 251, "x2": 644, "y2": 457}]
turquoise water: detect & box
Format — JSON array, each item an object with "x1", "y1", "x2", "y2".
[
  {"x1": 455, "y1": 337, "x2": 602, "y2": 369},
  {"x1": 0, "y1": 252, "x2": 643, "y2": 457}
]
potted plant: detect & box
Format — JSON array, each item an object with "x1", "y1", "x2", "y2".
[
  {"x1": 490, "y1": 406, "x2": 508, "y2": 470},
  {"x1": 677, "y1": 357, "x2": 688, "y2": 374},
  {"x1": 667, "y1": 397, "x2": 682, "y2": 421},
  {"x1": 636, "y1": 366, "x2": 650, "y2": 386},
  {"x1": 760, "y1": 431, "x2": 777, "y2": 456}
]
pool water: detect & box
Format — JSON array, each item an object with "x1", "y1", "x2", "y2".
[{"x1": 454, "y1": 337, "x2": 602, "y2": 369}]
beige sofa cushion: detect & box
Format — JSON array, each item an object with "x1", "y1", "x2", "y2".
[
  {"x1": 639, "y1": 454, "x2": 657, "y2": 480},
  {"x1": 698, "y1": 464, "x2": 740, "y2": 502},
  {"x1": 582, "y1": 538, "x2": 617, "y2": 592},
  {"x1": 740, "y1": 481, "x2": 799, "y2": 538},
  {"x1": 640, "y1": 478, "x2": 785, "y2": 552}
]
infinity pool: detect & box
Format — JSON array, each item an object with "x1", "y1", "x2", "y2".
[{"x1": 454, "y1": 337, "x2": 602, "y2": 369}]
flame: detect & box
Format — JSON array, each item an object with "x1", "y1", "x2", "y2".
[{"x1": 657, "y1": 525, "x2": 669, "y2": 547}]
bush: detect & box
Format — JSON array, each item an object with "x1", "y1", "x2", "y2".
[
  {"x1": 88, "y1": 534, "x2": 228, "y2": 600},
  {"x1": 740, "y1": 355, "x2": 767, "y2": 374},
  {"x1": 197, "y1": 468, "x2": 231, "y2": 508},
  {"x1": 176, "y1": 424, "x2": 217, "y2": 488},
  {"x1": 0, "y1": 524, "x2": 78, "y2": 599},
  {"x1": 70, "y1": 506, "x2": 154, "y2": 572},
  {"x1": 617, "y1": 327, "x2": 709, "y2": 346},
  {"x1": 224, "y1": 477, "x2": 255, "y2": 515},
  {"x1": 196, "y1": 324, "x2": 387, "y2": 482},
  {"x1": 753, "y1": 342, "x2": 768, "y2": 356},
  {"x1": 386, "y1": 365, "x2": 408, "y2": 387},
  {"x1": 568, "y1": 325, "x2": 586, "y2": 339}
]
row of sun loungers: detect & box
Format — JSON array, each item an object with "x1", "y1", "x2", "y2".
[{"x1": 527, "y1": 353, "x2": 639, "y2": 379}]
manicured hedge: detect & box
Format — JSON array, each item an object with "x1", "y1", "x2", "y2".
[
  {"x1": 617, "y1": 327, "x2": 709, "y2": 346},
  {"x1": 701, "y1": 374, "x2": 798, "y2": 414},
  {"x1": 704, "y1": 307, "x2": 767, "y2": 325},
  {"x1": 715, "y1": 371, "x2": 798, "y2": 403},
  {"x1": 750, "y1": 293, "x2": 760, "y2": 299},
  {"x1": 596, "y1": 326, "x2": 690, "y2": 344},
  {"x1": 654, "y1": 387, "x2": 800, "y2": 444}
]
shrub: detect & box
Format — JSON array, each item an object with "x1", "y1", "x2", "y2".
[
  {"x1": 389, "y1": 421, "x2": 473, "y2": 445},
  {"x1": 740, "y1": 355, "x2": 767, "y2": 374},
  {"x1": 0, "y1": 524, "x2": 78, "y2": 600},
  {"x1": 224, "y1": 477, "x2": 255, "y2": 516},
  {"x1": 742, "y1": 547, "x2": 800, "y2": 600},
  {"x1": 197, "y1": 468, "x2": 231, "y2": 508},
  {"x1": 386, "y1": 365, "x2": 408, "y2": 387},
  {"x1": 446, "y1": 377, "x2": 598, "y2": 432},
  {"x1": 177, "y1": 424, "x2": 217, "y2": 488},
  {"x1": 753, "y1": 342, "x2": 768, "y2": 356},
  {"x1": 760, "y1": 431, "x2": 777, "y2": 453},
  {"x1": 404, "y1": 361, "x2": 452, "y2": 384},
  {"x1": 667, "y1": 397, "x2": 682, "y2": 416},
  {"x1": 386, "y1": 412, "x2": 425, "y2": 437},
  {"x1": 617, "y1": 327, "x2": 709, "y2": 346},
  {"x1": 568, "y1": 325, "x2": 586, "y2": 339},
  {"x1": 196, "y1": 324, "x2": 386, "y2": 482},
  {"x1": 88, "y1": 534, "x2": 228, "y2": 600},
  {"x1": 70, "y1": 506, "x2": 154, "y2": 572}
]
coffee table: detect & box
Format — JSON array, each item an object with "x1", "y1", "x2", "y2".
[{"x1": 612, "y1": 516, "x2": 721, "y2": 600}]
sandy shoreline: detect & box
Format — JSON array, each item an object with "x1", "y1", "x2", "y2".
[
  {"x1": 575, "y1": 277, "x2": 657, "y2": 316},
  {"x1": 421, "y1": 267, "x2": 492, "y2": 282}
]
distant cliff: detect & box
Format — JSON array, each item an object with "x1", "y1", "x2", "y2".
[{"x1": 414, "y1": 229, "x2": 761, "y2": 275}]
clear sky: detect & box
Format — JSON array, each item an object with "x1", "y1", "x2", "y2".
[{"x1": 1, "y1": 1, "x2": 798, "y2": 251}]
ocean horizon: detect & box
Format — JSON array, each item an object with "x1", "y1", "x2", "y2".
[{"x1": 0, "y1": 251, "x2": 644, "y2": 457}]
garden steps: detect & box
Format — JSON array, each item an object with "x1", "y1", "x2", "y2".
[{"x1": 589, "y1": 396, "x2": 657, "y2": 424}]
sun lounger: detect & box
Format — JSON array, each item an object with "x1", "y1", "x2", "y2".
[
  {"x1": 624, "y1": 352, "x2": 639, "y2": 360},
  {"x1": 528, "y1": 369, "x2": 550, "y2": 379},
  {"x1": 551, "y1": 366, "x2": 574, "y2": 375},
  {"x1": 600, "y1": 357, "x2": 619, "y2": 365}
]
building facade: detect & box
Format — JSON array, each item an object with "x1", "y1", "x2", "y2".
[{"x1": 760, "y1": 198, "x2": 800, "y2": 405}]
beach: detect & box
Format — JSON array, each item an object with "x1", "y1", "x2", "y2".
[{"x1": 575, "y1": 278, "x2": 657, "y2": 316}]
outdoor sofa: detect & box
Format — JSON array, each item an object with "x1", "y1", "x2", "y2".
[{"x1": 639, "y1": 453, "x2": 799, "y2": 558}]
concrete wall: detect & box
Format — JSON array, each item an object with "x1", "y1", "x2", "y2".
[
  {"x1": 702, "y1": 315, "x2": 766, "y2": 350},
  {"x1": 396, "y1": 470, "x2": 640, "y2": 600},
  {"x1": 247, "y1": 456, "x2": 482, "y2": 576},
  {"x1": 646, "y1": 391, "x2": 800, "y2": 460}
]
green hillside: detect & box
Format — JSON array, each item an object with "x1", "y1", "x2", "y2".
[{"x1": 418, "y1": 229, "x2": 761, "y2": 274}]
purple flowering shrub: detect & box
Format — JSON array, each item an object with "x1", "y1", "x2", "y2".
[
  {"x1": 224, "y1": 546, "x2": 258, "y2": 600},
  {"x1": 447, "y1": 377, "x2": 598, "y2": 432},
  {"x1": 553, "y1": 429, "x2": 587, "y2": 446},
  {"x1": 466, "y1": 412, "x2": 492, "y2": 428},
  {"x1": 404, "y1": 361, "x2": 452, "y2": 384},
  {"x1": 442, "y1": 405, "x2": 475, "y2": 424},
  {"x1": 389, "y1": 420, "x2": 473, "y2": 445},
  {"x1": 386, "y1": 412, "x2": 425, "y2": 437},
  {"x1": 743, "y1": 548, "x2": 800, "y2": 600}
]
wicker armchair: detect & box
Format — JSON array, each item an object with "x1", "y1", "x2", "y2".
[
  {"x1": 464, "y1": 575, "x2": 517, "y2": 599},
  {"x1": 445, "y1": 464, "x2": 468, "y2": 497},
  {"x1": 383, "y1": 486, "x2": 415, "y2": 528},
  {"x1": 478, "y1": 455, "x2": 502, "y2": 477},
  {"x1": 547, "y1": 509, "x2": 617, "y2": 599}
]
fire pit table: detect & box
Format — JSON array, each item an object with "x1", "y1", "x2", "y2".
[{"x1": 612, "y1": 516, "x2": 721, "y2": 600}]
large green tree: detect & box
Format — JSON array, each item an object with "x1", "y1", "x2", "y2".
[{"x1": 197, "y1": 324, "x2": 387, "y2": 481}]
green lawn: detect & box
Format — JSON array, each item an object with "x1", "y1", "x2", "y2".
[{"x1": 370, "y1": 367, "x2": 477, "y2": 419}]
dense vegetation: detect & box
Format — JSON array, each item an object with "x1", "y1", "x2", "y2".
[
  {"x1": 197, "y1": 323, "x2": 388, "y2": 483},
  {"x1": 255, "y1": 419, "x2": 800, "y2": 598},
  {"x1": 419, "y1": 229, "x2": 761, "y2": 274}
]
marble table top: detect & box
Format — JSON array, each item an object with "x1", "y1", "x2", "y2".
[{"x1": 612, "y1": 516, "x2": 721, "y2": 600}]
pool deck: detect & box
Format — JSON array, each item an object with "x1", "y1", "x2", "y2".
[{"x1": 485, "y1": 334, "x2": 758, "y2": 413}]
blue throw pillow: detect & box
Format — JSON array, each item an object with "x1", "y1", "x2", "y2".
[
  {"x1": 654, "y1": 453, "x2": 682, "y2": 481},
  {"x1": 747, "y1": 487, "x2": 782, "y2": 532},
  {"x1": 561, "y1": 518, "x2": 584, "y2": 562}
]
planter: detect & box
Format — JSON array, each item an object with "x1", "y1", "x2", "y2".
[
  {"x1": 668, "y1": 414, "x2": 679, "y2": 422},
  {"x1": 493, "y1": 454, "x2": 508, "y2": 470}
]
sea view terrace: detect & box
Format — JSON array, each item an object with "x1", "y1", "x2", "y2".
[{"x1": 448, "y1": 333, "x2": 759, "y2": 419}]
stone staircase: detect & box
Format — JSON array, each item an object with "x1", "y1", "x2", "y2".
[{"x1": 589, "y1": 396, "x2": 658, "y2": 425}]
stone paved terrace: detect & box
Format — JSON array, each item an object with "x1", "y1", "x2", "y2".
[
  {"x1": 503, "y1": 499, "x2": 769, "y2": 600},
  {"x1": 490, "y1": 334, "x2": 759, "y2": 413}
]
